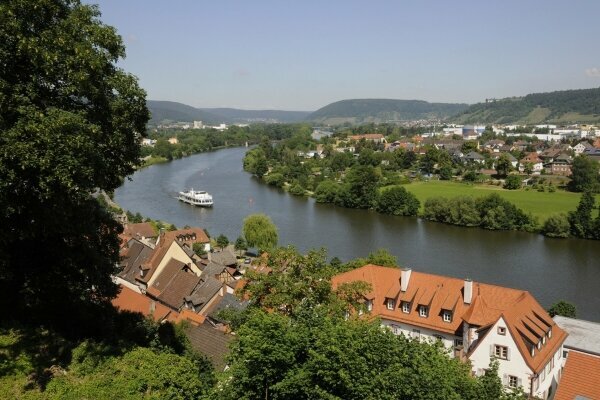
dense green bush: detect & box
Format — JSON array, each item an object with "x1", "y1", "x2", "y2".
[
  {"x1": 376, "y1": 186, "x2": 420, "y2": 216},
  {"x1": 542, "y1": 214, "x2": 570, "y2": 238},
  {"x1": 503, "y1": 175, "x2": 522, "y2": 190}
]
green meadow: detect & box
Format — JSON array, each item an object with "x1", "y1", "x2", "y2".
[{"x1": 399, "y1": 180, "x2": 598, "y2": 221}]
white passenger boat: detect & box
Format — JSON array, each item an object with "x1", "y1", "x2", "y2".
[{"x1": 178, "y1": 189, "x2": 213, "y2": 207}]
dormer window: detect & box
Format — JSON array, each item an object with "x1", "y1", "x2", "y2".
[
  {"x1": 419, "y1": 305, "x2": 428, "y2": 318},
  {"x1": 537, "y1": 341, "x2": 542, "y2": 350},
  {"x1": 366, "y1": 300, "x2": 373, "y2": 312},
  {"x1": 402, "y1": 301, "x2": 410, "y2": 313},
  {"x1": 548, "y1": 328, "x2": 552, "y2": 338},
  {"x1": 442, "y1": 310, "x2": 452, "y2": 322},
  {"x1": 386, "y1": 299, "x2": 395, "y2": 310}
]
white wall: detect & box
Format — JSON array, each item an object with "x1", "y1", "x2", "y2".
[{"x1": 380, "y1": 318, "x2": 461, "y2": 350}]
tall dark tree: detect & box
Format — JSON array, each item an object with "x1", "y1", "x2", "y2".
[
  {"x1": 568, "y1": 191, "x2": 596, "y2": 238},
  {"x1": 0, "y1": 0, "x2": 149, "y2": 330},
  {"x1": 569, "y1": 155, "x2": 600, "y2": 193}
]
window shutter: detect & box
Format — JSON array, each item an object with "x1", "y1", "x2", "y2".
[
  {"x1": 517, "y1": 378, "x2": 522, "y2": 387},
  {"x1": 502, "y1": 374, "x2": 508, "y2": 385},
  {"x1": 490, "y1": 345, "x2": 494, "y2": 357},
  {"x1": 507, "y1": 347, "x2": 511, "y2": 361}
]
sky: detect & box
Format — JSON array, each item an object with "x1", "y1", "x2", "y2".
[{"x1": 90, "y1": 0, "x2": 600, "y2": 111}]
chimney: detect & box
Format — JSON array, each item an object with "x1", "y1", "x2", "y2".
[
  {"x1": 464, "y1": 279, "x2": 473, "y2": 304},
  {"x1": 400, "y1": 268, "x2": 412, "y2": 292}
]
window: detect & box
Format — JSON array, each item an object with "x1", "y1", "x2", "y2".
[
  {"x1": 386, "y1": 299, "x2": 395, "y2": 310},
  {"x1": 366, "y1": 300, "x2": 373, "y2": 312},
  {"x1": 402, "y1": 301, "x2": 410, "y2": 313},
  {"x1": 498, "y1": 326, "x2": 506, "y2": 335},
  {"x1": 454, "y1": 339, "x2": 463, "y2": 347},
  {"x1": 443, "y1": 310, "x2": 452, "y2": 322},
  {"x1": 392, "y1": 324, "x2": 400, "y2": 335},
  {"x1": 433, "y1": 334, "x2": 444, "y2": 341},
  {"x1": 508, "y1": 375, "x2": 518, "y2": 388},
  {"x1": 419, "y1": 305, "x2": 428, "y2": 317},
  {"x1": 494, "y1": 345, "x2": 508, "y2": 359},
  {"x1": 563, "y1": 350, "x2": 568, "y2": 359}
]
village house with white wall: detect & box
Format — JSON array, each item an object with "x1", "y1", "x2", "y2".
[{"x1": 332, "y1": 265, "x2": 567, "y2": 399}]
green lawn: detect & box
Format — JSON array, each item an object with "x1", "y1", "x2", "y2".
[{"x1": 400, "y1": 180, "x2": 598, "y2": 220}]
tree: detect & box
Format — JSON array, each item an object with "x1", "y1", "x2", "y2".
[
  {"x1": 495, "y1": 154, "x2": 512, "y2": 177},
  {"x1": 568, "y1": 191, "x2": 595, "y2": 238},
  {"x1": 569, "y1": 156, "x2": 600, "y2": 193},
  {"x1": 243, "y1": 214, "x2": 278, "y2": 251},
  {"x1": 0, "y1": 0, "x2": 149, "y2": 329},
  {"x1": 503, "y1": 175, "x2": 522, "y2": 190},
  {"x1": 216, "y1": 234, "x2": 229, "y2": 249},
  {"x1": 376, "y1": 186, "x2": 420, "y2": 216},
  {"x1": 439, "y1": 164, "x2": 453, "y2": 180},
  {"x1": 234, "y1": 236, "x2": 247, "y2": 253},
  {"x1": 342, "y1": 165, "x2": 381, "y2": 209},
  {"x1": 542, "y1": 214, "x2": 571, "y2": 238},
  {"x1": 193, "y1": 242, "x2": 207, "y2": 257},
  {"x1": 547, "y1": 300, "x2": 577, "y2": 318}
]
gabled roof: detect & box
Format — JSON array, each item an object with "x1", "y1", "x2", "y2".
[
  {"x1": 123, "y1": 222, "x2": 157, "y2": 239},
  {"x1": 209, "y1": 248, "x2": 237, "y2": 266},
  {"x1": 331, "y1": 265, "x2": 567, "y2": 373},
  {"x1": 349, "y1": 133, "x2": 384, "y2": 141},
  {"x1": 119, "y1": 239, "x2": 153, "y2": 284},
  {"x1": 111, "y1": 285, "x2": 173, "y2": 322},
  {"x1": 520, "y1": 152, "x2": 543, "y2": 164},
  {"x1": 186, "y1": 276, "x2": 223, "y2": 308},
  {"x1": 184, "y1": 321, "x2": 234, "y2": 371},
  {"x1": 148, "y1": 259, "x2": 202, "y2": 310},
  {"x1": 553, "y1": 351, "x2": 600, "y2": 400}
]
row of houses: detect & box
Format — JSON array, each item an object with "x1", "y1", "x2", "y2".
[
  {"x1": 113, "y1": 223, "x2": 249, "y2": 369},
  {"x1": 331, "y1": 265, "x2": 599, "y2": 399}
]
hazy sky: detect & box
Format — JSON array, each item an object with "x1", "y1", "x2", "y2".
[{"x1": 91, "y1": 0, "x2": 600, "y2": 111}]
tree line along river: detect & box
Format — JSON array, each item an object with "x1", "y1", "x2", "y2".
[{"x1": 115, "y1": 147, "x2": 600, "y2": 321}]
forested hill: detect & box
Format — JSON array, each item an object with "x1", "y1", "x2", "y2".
[
  {"x1": 147, "y1": 100, "x2": 311, "y2": 125},
  {"x1": 308, "y1": 99, "x2": 469, "y2": 124},
  {"x1": 148, "y1": 100, "x2": 229, "y2": 125},
  {"x1": 452, "y1": 87, "x2": 600, "y2": 124}
]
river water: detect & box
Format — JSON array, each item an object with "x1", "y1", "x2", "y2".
[{"x1": 115, "y1": 147, "x2": 600, "y2": 321}]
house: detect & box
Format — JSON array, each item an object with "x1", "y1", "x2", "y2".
[
  {"x1": 331, "y1": 265, "x2": 567, "y2": 399},
  {"x1": 462, "y1": 151, "x2": 485, "y2": 164},
  {"x1": 546, "y1": 154, "x2": 572, "y2": 176},
  {"x1": 122, "y1": 222, "x2": 157, "y2": 247},
  {"x1": 185, "y1": 321, "x2": 234, "y2": 371},
  {"x1": 552, "y1": 316, "x2": 600, "y2": 399},
  {"x1": 348, "y1": 134, "x2": 386, "y2": 144},
  {"x1": 112, "y1": 285, "x2": 176, "y2": 323},
  {"x1": 583, "y1": 148, "x2": 600, "y2": 163},
  {"x1": 519, "y1": 153, "x2": 544, "y2": 173},
  {"x1": 573, "y1": 141, "x2": 594, "y2": 155},
  {"x1": 553, "y1": 351, "x2": 600, "y2": 400},
  {"x1": 118, "y1": 239, "x2": 154, "y2": 287}
]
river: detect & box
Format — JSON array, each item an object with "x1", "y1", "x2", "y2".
[{"x1": 115, "y1": 147, "x2": 600, "y2": 321}]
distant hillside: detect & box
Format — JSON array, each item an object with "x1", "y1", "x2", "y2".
[
  {"x1": 147, "y1": 100, "x2": 228, "y2": 125},
  {"x1": 201, "y1": 108, "x2": 311, "y2": 123},
  {"x1": 147, "y1": 100, "x2": 311, "y2": 125},
  {"x1": 308, "y1": 99, "x2": 469, "y2": 124},
  {"x1": 452, "y1": 87, "x2": 600, "y2": 124}
]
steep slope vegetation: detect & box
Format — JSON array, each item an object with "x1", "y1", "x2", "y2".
[
  {"x1": 309, "y1": 99, "x2": 469, "y2": 124},
  {"x1": 453, "y1": 87, "x2": 600, "y2": 124}
]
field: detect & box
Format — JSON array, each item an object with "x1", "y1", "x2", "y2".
[{"x1": 401, "y1": 180, "x2": 598, "y2": 221}]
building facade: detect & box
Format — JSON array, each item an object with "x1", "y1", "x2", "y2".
[{"x1": 331, "y1": 265, "x2": 567, "y2": 399}]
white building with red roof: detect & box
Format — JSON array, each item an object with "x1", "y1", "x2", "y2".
[{"x1": 331, "y1": 265, "x2": 567, "y2": 399}]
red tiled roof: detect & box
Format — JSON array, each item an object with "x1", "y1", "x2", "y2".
[
  {"x1": 123, "y1": 222, "x2": 156, "y2": 239},
  {"x1": 554, "y1": 351, "x2": 600, "y2": 400},
  {"x1": 331, "y1": 264, "x2": 567, "y2": 373},
  {"x1": 349, "y1": 134, "x2": 384, "y2": 141},
  {"x1": 111, "y1": 285, "x2": 173, "y2": 322}
]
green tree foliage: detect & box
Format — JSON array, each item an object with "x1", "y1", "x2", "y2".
[
  {"x1": 568, "y1": 191, "x2": 596, "y2": 239},
  {"x1": 314, "y1": 180, "x2": 343, "y2": 203},
  {"x1": 376, "y1": 186, "x2": 420, "y2": 216},
  {"x1": 439, "y1": 164, "x2": 453, "y2": 180},
  {"x1": 193, "y1": 242, "x2": 207, "y2": 257},
  {"x1": 243, "y1": 214, "x2": 278, "y2": 251},
  {"x1": 542, "y1": 214, "x2": 571, "y2": 238},
  {"x1": 46, "y1": 345, "x2": 210, "y2": 399},
  {"x1": 423, "y1": 194, "x2": 534, "y2": 231},
  {"x1": 0, "y1": 0, "x2": 149, "y2": 329},
  {"x1": 234, "y1": 236, "x2": 247, "y2": 251},
  {"x1": 503, "y1": 175, "x2": 522, "y2": 190},
  {"x1": 216, "y1": 234, "x2": 229, "y2": 249},
  {"x1": 495, "y1": 154, "x2": 512, "y2": 177},
  {"x1": 341, "y1": 165, "x2": 381, "y2": 209},
  {"x1": 569, "y1": 156, "x2": 600, "y2": 193},
  {"x1": 547, "y1": 300, "x2": 577, "y2": 318}
]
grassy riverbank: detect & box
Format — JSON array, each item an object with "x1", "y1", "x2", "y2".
[{"x1": 402, "y1": 180, "x2": 597, "y2": 220}]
